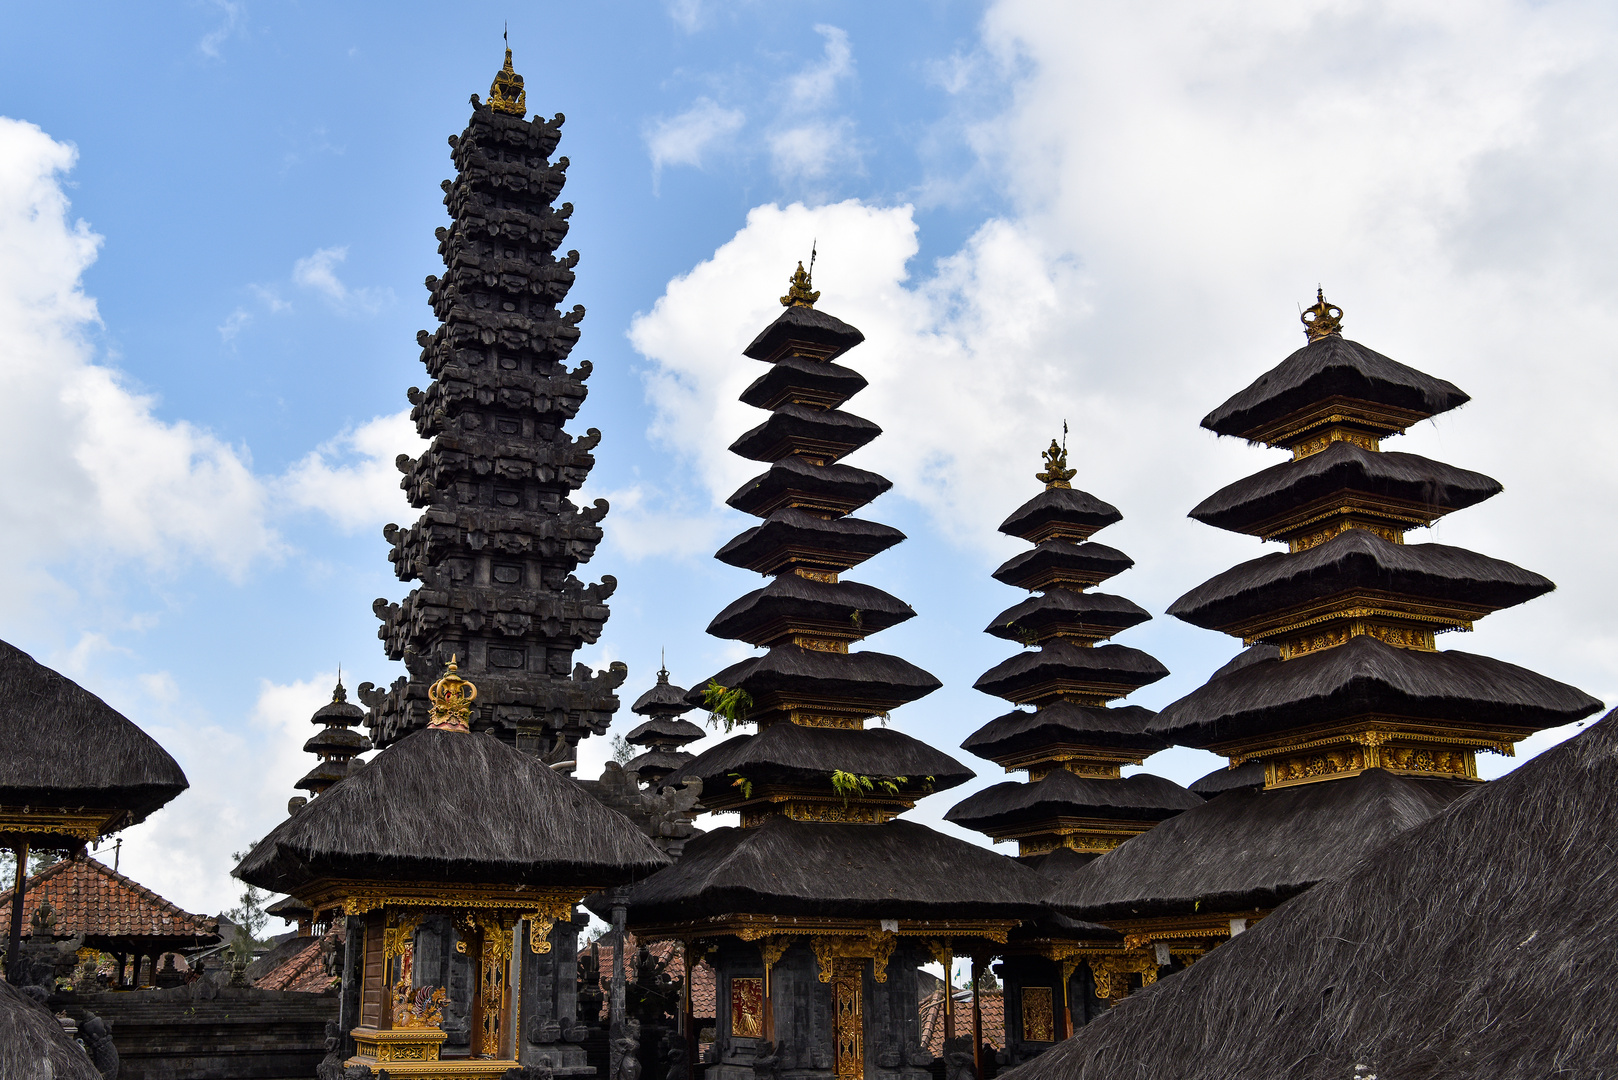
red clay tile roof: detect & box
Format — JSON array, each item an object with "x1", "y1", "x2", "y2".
[
  {"x1": 254, "y1": 922, "x2": 342, "y2": 993},
  {"x1": 588, "y1": 933, "x2": 716, "y2": 1019},
  {"x1": 920, "y1": 988, "x2": 1005, "y2": 1058},
  {"x1": 0, "y1": 857, "x2": 218, "y2": 946}
]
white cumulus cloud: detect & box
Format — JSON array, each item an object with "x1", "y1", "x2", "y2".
[
  {"x1": 645, "y1": 99, "x2": 747, "y2": 190},
  {"x1": 279, "y1": 410, "x2": 421, "y2": 533},
  {"x1": 292, "y1": 245, "x2": 388, "y2": 314}
]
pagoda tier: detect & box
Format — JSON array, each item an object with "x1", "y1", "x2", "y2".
[
  {"x1": 623, "y1": 666, "x2": 705, "y2": 786},
  {"x1": 363, "y1": 51, "x2": 625, "y2": 758},
  {"x1": 946, "y1": 446, "x2": 1197, "y2": 863},
  {"x1": 295, "y1": 679, "x2": 372, "y2": 798}
]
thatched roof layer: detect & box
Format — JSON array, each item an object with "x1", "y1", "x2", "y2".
[
  {"x1": 0, "y1": 639, "x2": 187, "y2": 832},
  {"x1": 626, "y1": 716, "x2": 705, "y2": 745},
  {"x1": 0, "y1": 978, "x2": 100, "y2": 1080},
  {"x1": 1168, "y1": 530, "x2": 1554, "y2": 631},
  {"x1": 682, "y1": 724, "x2": 973, "y2": 793},
  {"x1": 631, "y1": 678, "x2": 695, "y2": 717},
  {"x1": 625, "y1": 816, "x2": 1095, "y2": 924},
  {"x1": 707, "y1": 575, "x2": 915, "y2": 643},
  {"x1": 1188, "y1": 760, "x2": 1266, "y2": 796},
  {"x1": 303, "y1": 727, "x2": 369, "y2": 754},
  {"x1": 727, "y1": 456, "x2": 892, "y2": 517},
  {"x1": 313, "y1": 694, "x2": 365, "y2": 725},
  {"x1": 1150, "y1": 635, "x2": 1603, "y2": 745},
  {"x1": 740, "y1": 356, "x2": 868, "y2": 411},
  {"x1": 999, "y1": 488, "x2": 1122, "y2": 541},
  {"x1": 1013, "y1": 710, "x2": 1618, "y2": 1080},
  {"x1": 1201, "y1": 335, "x2": 1469, "y2": 441},
  {"x1": 974, "y1": 642, "x2": 1169, "y2": 701},
  {"x1": 962, "y1": 703, "x2": 1167, "y2": 758},
  {"x1": 992, "y1": 541, "x2": 1133, "y2": 591},
  {"x1": 985, "y1": 590, "x2": 1150, "y2": 643},
  {"x1": 694, "y1": 645, "x2": 942, "y2": 711},
  {"x1": 743, "y1": 304, "x2": 866, "y2": 363},
  {"x1": 729, "y1": 403, "x2": 881, "y2": 463},
  {"x1": 235, "y1": 728, "x2": 670, "y2": 894},
  {"x1": 1189, "y1": 443, "x2": 1502, "y2": 534},
  {"x1": 716, "y1": 508, "x2": 906, "y2": 573},
  {"x1": 624, "y1": 749, "x2": 696, "y2": 780},
  {"x1": 944, "y1": 771, "x2": 1201, "y2": 832},
  {"x1": 1047, "y1": 768, "x2": 1473, "y2": 919}
]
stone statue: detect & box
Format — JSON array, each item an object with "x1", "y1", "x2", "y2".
[
  {"x1": 944, "y1": 1050, "x2": 975, "y2": 1080},
  {"x1": 81, "y1": 1012, "x2": 119, "y2": 1080},
  {"x1": 316, "y1": 1020, "x2": 345, "y2": 1080},
  {"x1": 664, "y1": 1043, "x2": 688, "y2": 1080},
  {"x1": 752, "y1": 1040, "x2": 784, "y2": 1080},
  {"x1": 612, "y1": 1035, "x2": 642, "y2": 1080}
]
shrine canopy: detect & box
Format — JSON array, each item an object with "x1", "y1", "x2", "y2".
[
  {"x1": 1012, "y1": 707, "x2": 1618, "y2": 1080},
  {"x1": 0, "y1": 639, "x2": 187, "y2": 850},
  {"x1": 0, "y1": 856, "x2": 219, "y2": 957}
]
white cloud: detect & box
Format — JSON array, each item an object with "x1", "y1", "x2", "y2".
[
  {"x1": 279, "y1": 409, "x2": 421, "y2": 533},
  {"x1": 198, "y1": 0, "x2": 246, "y2": 60},
  {"x1": 580, "y1": 483, "x2": 729, "y2": 562},
  {"x1": 785, "y1": 25, "x2": 855, "y2": 110},
  {"x1": 217, "y1": 306, "x2": 251, "y2": 341},
  {"x1": 645, "y1": 99, "x2": 747, "y2": 190},
  {"x1": 665, "y1": 0, "x2": 706, "y2": 33},
  {"x1": 292, "y1": 245, "x2": 387, "y2": 314},
  {"x1": 767, "y1": 118, "x2": 861, "y2": 184}
]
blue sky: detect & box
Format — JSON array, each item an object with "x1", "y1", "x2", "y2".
[{"x1": 5, "y1": 1, "x2": 1618, "y2": 918}]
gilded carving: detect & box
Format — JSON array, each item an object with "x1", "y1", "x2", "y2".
[
  {"x1": 1088, "y1": 954, "x2": 1159, "y2": 999},
  {"x1": 1020, "y1": 986, "x2": 1054, "y2": 1043},
  {"x1": 832, "y1": 960, "x2": 863, "y2": 1080},
  {"x1": 731, "y1": 977, "x2": 765, "y2": 1039},
  {"x1": 812, "y1": 931, "x2": 897, "y2": 983}
]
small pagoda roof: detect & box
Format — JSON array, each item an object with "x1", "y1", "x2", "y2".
[
  {"x1": 1201, "y1": 335, "x2": 1470, "y2": 442},
  {"x1": 1189, "y1": 443, "x2": 1502, "y2": 535},
  {"x1": 624, "y1": 749, "x2": 696, "y2": 780},
  {"x1": 625, "y1": 816, "x2": 1097, "y2": 925},
  {"x1": 727, "y1": 457, "x2": 892, "y2": 518},
  {"x1": 984, "y1": 590, "x2": 1150, "y2": 644},
  {"x1": 973, "y1": 641, "x2": 1169, "y2": 703},
  {"x1": 235, "y1": 728, "x2": 670, "y2": 895},
  {"x1": 740, "y1": 355, "x2": 869, "y2": 412},
  {"x1": 1151, "y1": 635, "x2": 1603, "y2": 746},
  {"x1": 0, "y1": 856, "x2": 219, "y2": 951},
  {"x1": 1014, "y1": 709, "x2": 1618, "y2": 1080},
  {"x1": 943, "y1": 771, "x2": 1201, "y2": 834},
  {"x1": 626, "y1": 716, "x2": 705, "y2": 745},
  {"x1": 743, "y1": 304, "x2": 866, "y2": 363},
  {"x1": 682, "y1": 724, "x2": 974, "y2": 794},
  {"x1": 991, "y1": 541, "x2": 1133, "y2": 592},
  {"x1": 302, "y1": 727, "x2": 370, "y2": 755},
  {"x1": 729, "y1": 403, "x2": 881, "y2": 464},
  {"x1": 694, "y1": 646, "x2": 942, "y2": 713},
  {"x1": 1048, "y1": 768, "x2": 1472, "y2": 920},
  {"x1": 0, "y1": 978, "x2": 100, "y2": 1080},
  {"x1": 0, "y1": 639, "x2": 187, "y2": 841},
  {"x1": 716, "y1": 508, "x2": 906, "y2": 575},
  {"x1": 998, "y1": 487, "x2": 1122, "y2": 543},
  {"x1": 1189, "y1": 760, "x2": 1266, "y2": 796},
  {"x1": 962, "y1": 703, "x2": 1167, "y2": 759},
  {"x1": 707, "y1": 575, "x2": 916, "y2": 645},
  {"x1": 312, "y1": 690, "x2": 365, "y2": 727},
  {"x1": 294, "y1": 759, "x2": 351, "y2": 792},
  {"x1": 631, "y1": 676, "x2": 695, "y2": 718},
  {"x1": 1167, "y1": 531, "x2": 1554, "y2": 632}
]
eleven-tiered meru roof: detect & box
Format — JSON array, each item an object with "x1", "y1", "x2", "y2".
[
  {"x1": 946, "y1": 447, "x2": 1199, "y2": 863},
  {"x1": 1049, "y1": 292, "x2": 1601, "y2": 927}
]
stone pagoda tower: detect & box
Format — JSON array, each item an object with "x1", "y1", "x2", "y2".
[
  {"x1": 294, "y1": 678, "x2": 372, "y2": 798},
  {"x1": 946, "y1": 441, "x2": 1198, "y2": 868},
  {"x1": 624, "y1": 665, "x2": 705, "y2": 789},
  {"x1": 1049, "y1": 291, "x2": 1602, "y2": 981},
  {"x1": 363, "y1": 49, "x2": 625, "y2": 761},
  {"x1": 625, "y1": 266, "x2": 1085, "y2": 1080}
]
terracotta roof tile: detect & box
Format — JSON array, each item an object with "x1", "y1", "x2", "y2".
[
  {"x1": 254, "y1": 922, "x2": 342, "y2": 993},
  {"x1": 0, "y1": 857, "x2": 218, "y2": 945}
]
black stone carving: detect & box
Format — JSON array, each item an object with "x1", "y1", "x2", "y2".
[{"x1": 81, "y1": 1012, "x2": 119, "y2": 1080}]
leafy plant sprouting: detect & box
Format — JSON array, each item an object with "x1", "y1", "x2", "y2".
[
  {"x1": 702, "y1": 681, "x2": 754, "y2": 733},
  {"x1": 829, "y1": 771, "x2": 910, "y2": 806},
  {"x1": 729, "y1": 773, "x2": 753, "y2": 799},
  {"x1": 1011, "y1": 623, "x2": 1040, "y2": 648}
]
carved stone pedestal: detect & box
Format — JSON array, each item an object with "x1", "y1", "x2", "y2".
[{"x1": 349, "y1": 1025, "x2": 518, "y2": 1078}]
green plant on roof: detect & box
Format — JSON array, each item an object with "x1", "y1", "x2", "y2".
[
  {"x1": 702, "y1": 681, "x2": 754, "y2": 733},
  {"x1": 830, "y1": 770, "x2": 910, "y2": 806},
  {"x1": 728, "y1": 773, "x2": 753, "y2": 799},
  {"x1": 1011, "y1": 623, "x2": 1040, "y2": 648}
]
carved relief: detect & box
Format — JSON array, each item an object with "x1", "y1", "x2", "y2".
[
  {"x1": 1019, "y1": 986, "x2": 1054, "y2": 1043},
  {"x1": 731, "y1": 977, "x2": 765, "y2": 1039}
]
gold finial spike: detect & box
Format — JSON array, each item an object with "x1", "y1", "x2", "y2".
[
  {"x1": 779, "y1": 260, "x2": 820, "y2": 308},
  {"x1": 489, "y1": 44, "x2": 527, "y2": 117},
  {"x1": 1301, "y1": 287, "x2": 1343, "y2": 342},
  {"x1": 1035, "y1": 436, "x2": 1077, "y2": 490},
  {"x1": 427, "y1": 654, "x2": 478, "y2": 733}
]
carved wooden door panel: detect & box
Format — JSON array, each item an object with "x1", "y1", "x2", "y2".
[{"x1": 833, "y1": 959, "x2": 863, "y2": 1080}]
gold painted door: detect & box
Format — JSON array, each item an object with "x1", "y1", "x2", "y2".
[{"x1": 833, "y1": 959, "x2": 863, "y2": 1080}]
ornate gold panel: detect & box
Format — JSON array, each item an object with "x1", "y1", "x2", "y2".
[
  {"x1": 730, "y1": 977, "x2": 765, "y2": 1039},
  {"x1": 1020, "y1": 986, "x2": 1054, "y2": 1042},
  {"x1": 812, "y1": 931, "x2": 896, "y2": 983},
  {"x1": 832, "y1": 959, "x2": 863, "y2": 1080}
]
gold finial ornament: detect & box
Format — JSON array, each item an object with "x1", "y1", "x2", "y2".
[
  {"x1": 1035, "y1": 425, "x2": 1076, "y2": 489},
  {"x1": 780, "y1": 260, "x2": 820, "y2": 308},
  {"x1": 1301, "y1": 288, "x2": 1343, "y2": 342},
  {"x1": 427, "y1": 655, "x2": 477, "y2": 733},
  {"x1": 489, "y1": 48, "x2": 527, "y2": 116}
]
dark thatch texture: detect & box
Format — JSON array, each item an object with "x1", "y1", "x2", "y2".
[
  {"x1": 303, "y1": 727, "x2": 369, "y2": 754},
  {"x1": 626, "y1": 816, "x2": 1089, "y2": 924},
  {"x1": 740, "y1": 355, "x2": 868, "y2": 412},
  {"x1": 0, "y1": 977, "x2": 100, "y2": 1080},
  {"x1": 962, "y1": 704, "x2": 1167, "y2": 759},
  {"x1": 313, "y1": 694, "x2": 365, "y2": 725},
  {"x1": 1011, "y1": 710, "x2": 1618, "y2": 1080},
  {"x1": 707, "y1": 574, "x2": 915, "y2": 644},
  {"x1": 944, "y1": 771, "x2": 1201, "y2": 833},
  {"x1": 626, "y1": 716, "x2": 706, "y2": 745},
  {"x1": 683, "y1": 724, "x2": 973, "y2": 794},
  {"x1": 985, "y1": 590, "x2": 1150, "y2": 643},
  {"x1": 1188, "y1": 760, "x2": 1266, "y2": 796},
  {"x1": 0, "y1": 638, "x2": 187, "y2": 834},
  {"x1": 235, "y1": 728, "x2": 670, "y2": 894},
  {"x1": 729, "y1": 403, "x2": 881, "y2": 463},
  {"x1": 716, "y1": 508, "x2": 906, "y2": 574},
  {"x1": 743, "y1": 303, "x2": 866, "y2": 363},
  {"x1": 992, "y1": 541, "x2": 1133, "y2": 592},
  {"x1": 1189, "y1": 443, "x2": 1502, "y2": 535},
  {"x1": 727, "y1": 456, "x2": 893, "y2": 517},
  {"x1": 1168, "y1": 530, "x2": 1554, "y2": 631},
  {"x1": 1200, "y1": 335, "x2": 1469, "y2": 441},
  {"x1": 1150, "y1": 635, "x2": 1603, "y2": 746},
  {"x1": 974, "y1": 642, "x2": 1169, "y2": 702},
  {"x1": 999, "y1": 488, "x2": 1122, "y2": 541},
  {"x1": 1046, "y1": 768, "x2": 1474, "y2": 919},
  {"x1": 631, "y1": 679, "x2": 695, "y2": 717},
  {"x1": 695, "y1": 645, "x2": 942, "y2": 711},
  {"x1": 625, "y1": 749, "x2": 696, "y2": 780}
]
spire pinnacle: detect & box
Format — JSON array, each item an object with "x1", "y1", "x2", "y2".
[
  {"x1": 427, "y1": 655, "x2": 477, "y2": 733},
  {"x1": 1035, "y1": 431, "x2": 1076, "y2": 489},
  {"x1": 1301, "y1": 287, "x2": 1343, "y2": 342},
  {"x1": 489, "y1": 41, "x2": 527, "y2": 117},
  {"x1": 780, "y1": 254, "x2": 820, "y2": 308}
]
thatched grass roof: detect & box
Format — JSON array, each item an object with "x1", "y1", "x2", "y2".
[
  {"x1": 631, "y1": 673, "x2": 696, "y2": 717},
  {"x1": 993, "y1": 541, "x2": 1133, "y2": 591},
  {"x1": 730, "y1": 403, "x2": 881, "y2": 462},
  {"x1": 1011, "y1": 710, "x2": 1618, "y2": 1080},
  {"x1": 717, "y1": 508, "x2": 906, "y2": 574},
  {"x1": 624, "y1": 748, "x2": 695, "y2": 780},
  {"x1": 985, "y1": 590, "x2": 1150, "y2": 643},
  {"x1": 626, "y1": 716, "x2": 705, "y2": 745},
  {"x1": 235, "y1": 728, "x2": 669, "y2": 894},
  {"x1": 0, "y1": 978, "x2": 99, "y2": 1080},
  {"x1": 975, "y1": 642, "x2": 1169, "y2": 702},
  {"x1": 707, "y1": 574, "x2": 915, "y2": 644},
  {"x1": 962, "y1": 703, "x2": 1167, "y2": 759},
  {"x1": 1189, "y1": 443, "x2": 1501, "y2": 535},
  {"x1": 999, "y1": 488, "x2": 1121, "y2": 541},
  {"x1": 1149, "y1": 635, "x2": 1602, "y2": 746},
  {"x1": 1167, "y1": 530, "x2": 1554, "y2": 631},
  {"x1": 743, "y1": 304, "x2": 865, "y2": 363},
  {"x1": 0, "y1": 638, "x2": 187, "y2": 831},
  {"x1": 682, "y1": 724, "x2": 974, "y2": 793},
  {"x1": 1188, "y1": 760, "x2": 1265, "y2": 796},
  {"x1": 944, "y1": 771, "x2": 1201, "y2": 833},
  {"x1": 692, "y1": 645, "x2": 942, "y2": 711},
  {"x1": 727, "y1": 456, "x2": 892, "y2": 517},
  {"x1": 1045, "y1": 769, "x2": 1473, "y2": 919},
  {"x1": 1200, "y1": 335, "x2": 1469, "y2": 441},
  {"x1": 740, "y1": 356, "x2": 868, "y2": 412}
]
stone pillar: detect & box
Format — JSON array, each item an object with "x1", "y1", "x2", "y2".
[{"x1": 339, "y1": 916, "x2": 365, "y2": 1057}]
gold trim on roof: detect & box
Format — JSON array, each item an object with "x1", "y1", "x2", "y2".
[{"x1": 1301, "y1": 288, "x2": 1343, "y2": 341}]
